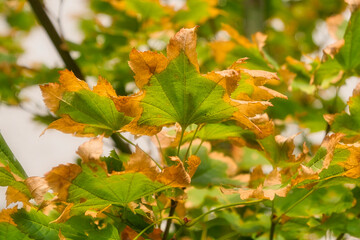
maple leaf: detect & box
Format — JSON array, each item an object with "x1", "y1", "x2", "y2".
[
  {"x1": 40, "y1": 70, "x2": 133, "y2": 137},
  {"x1": 127, "y1": 27, "x2": 284, "y2": 137}
]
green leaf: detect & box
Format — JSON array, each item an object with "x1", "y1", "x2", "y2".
[
  {"x1": 139, "y1": 52, "x2": 236, "y2": 128},
  {"x1": 0, "y1": 222, "x2": 32, "y2": 240},
  {"x1": 56, "y1": 90, "x2": 133, "y2": 136},
  {"x1": 336, "y1": 9, "x2": 360, "y2": 71},
  {"x1": 12, "y1": 209, "x2": 60, "y2": 240},
  {"x1": 276, "y1": 186, "x2": 354, "y2": 218},
  {"x1": 190, "y1": 146, "x2": 240, "y2": 187},
  {"x1": 314, "y1": 58, "x2": 343, "y2": 88},
  {"x1": 331, "y1": 93, "x2": 360, "y2": 139},
  {"x1": 0, "y1": 168, "x2": 30, "y2": 196},
  {"x1": 67, "y1": 165, "x2": 169, "y2": 214},
  {"x1": 0, "y1": 132, "x2": 27, "y2": 178},
  {"x1": 12, "y1": 209, "x2": 100, "y2": 240}
]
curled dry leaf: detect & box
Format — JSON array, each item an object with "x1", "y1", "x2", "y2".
[
  {"x1": 322, "y1": 133, "x2": 345, "y2": 169},
  {"x1": 50, "y1": 203, "x2": 74, "y2": 223},
  {"x1": 323, "y1": 39, "x2": 345, "y2": 59},
  {"x1": 124, "y1": 147, "x2": 200, "y2": 188},
  {"x1": 159, "y1": 157, "x2": 191, "y2": 188},
  {"x1": 25, "y1": 176, "x2": 49, "y2": 204},
  {"x1": 252, "y1": 32, "x2": 267, "y2": 52},
  {"x1": 223, "y1": 168, "x2": 290, "y2": 200},
  {"x1": 76, "y1": 135, "x2": 105, "y2": 166}
]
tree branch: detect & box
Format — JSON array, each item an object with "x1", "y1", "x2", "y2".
[{"x1": 27, "y1": 0, "x2": 84, "y2": 79}]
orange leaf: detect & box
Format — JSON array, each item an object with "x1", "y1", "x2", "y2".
[
  {"x1": 39, "y1": 83, "x2": 64, "y2": 113},
  {"x1": 0, "y1": 207, "x2": 18, "y2": 225},
  {"x1": 187, "y1": 155, "x2": 201, "y2": 177},
  {"x1": 167, "y1": 26, "x2": 199, "y2": 72},
  {"x1": 6, "y1": 186, "x2": 29, "y2": 207},
  {"x1": 93, "y1": 76, "x2": 118, "y2": 98},
  {"x1": 45, "y1": 164, "x2": 82, "y2": 201},
  {"x1": 58, "y1": 69, "x2": 90, "y2": 92},
  {"x1": 129, "y1": 49, "x2": 168, "y2": 88},
  {"x1": 158, "y1": 157, "x2": 191, "y2": 188}
]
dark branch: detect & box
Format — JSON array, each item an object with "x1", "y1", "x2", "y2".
[{"x1": 27, "y1": 0, "x2": 84, "y2": 79}]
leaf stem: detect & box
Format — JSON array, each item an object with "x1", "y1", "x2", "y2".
[
  {"x1": 177, "y1": 128, "x2": 186, "y2": 157},
  {"x1": 155, "y1": 134, "x2": 164, "y2": 160},
  {"x1": 274, "y1": 188, "x2": 315, "y2": 223},
  {"x1": 117, "y1": 133, "x2": 163, "y2": 170},
  {"x1": 162, "y1": 199, "x2": 178, "y2": 240},
  {"x1": 269, "y1": 200, "x2": 276, "y2": 240},
  {"x1": 134, "y1": 216, "x2": 183, "y2": 240},
  {"x1": 184, "y1": 124, "x2": 201, "y2": 160},
  {"x1": 194, "y1": 139, "x2": 205, "y2": 155},
  {"x1": 185, "y1": 199, "x2": 263, "y2": 227}
]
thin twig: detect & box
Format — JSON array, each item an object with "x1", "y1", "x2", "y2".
[
  {"x1": 176, "y1": 128, "x2": 186, "y2": 156},
  {"x1": 162, "y1": 199, "x2": 178, "y2": 240},
  {"x1": 184, "y1": 124, "x2": 201, "y2": 160},
  {"x1": 27, "y1": 0, "x2": 84, "y2": 79}
]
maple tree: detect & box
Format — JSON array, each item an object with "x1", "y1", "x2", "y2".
[{"x1": 1, "y1": 0, "x2": 360, "y2": 239}]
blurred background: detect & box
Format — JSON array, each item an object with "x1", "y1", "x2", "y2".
[{"x1": 0, "y1": 0, "x2": 359, "y2": 209}]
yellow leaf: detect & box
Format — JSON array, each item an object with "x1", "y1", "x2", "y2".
[{"x1": 45, "y1": 164, "x2": 82, "y2": 201}]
